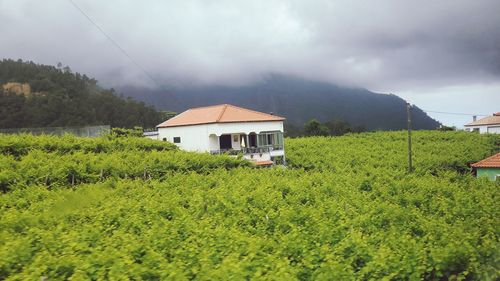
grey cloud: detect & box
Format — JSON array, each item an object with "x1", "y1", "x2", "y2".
[{"x1": 0, "y1": 0, "x2": 499, "y2": 91}]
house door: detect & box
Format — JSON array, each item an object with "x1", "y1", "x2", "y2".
[
  {"x1": 219, "y1": 135, "x2": 232, "y2": 150},
  {"x1": 248, "y1": 133, "x2": 257, "y2": 147}
]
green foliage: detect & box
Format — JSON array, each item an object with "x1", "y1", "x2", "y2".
[
  {"x1": 0, "y1": 133, "x2": 177, "y2": 157},
  {"x1": 160, "y1": 110, "x2": 178, "y2": 121},
  {"x1": 0, "y1": 59, "x2": 164, "y2": 128},
  {"x1": 110, "y1": 127, "x2": 144, "y2": 138},
  {"x1": 0, "y1": 150, "x2": 250, "y2": 192},
  {"x1": 324, "y1": 118, "x2": 365, "y2": 136},
  {"x1": 299, "y1": 118, "x2": 365, "y2": 137},
  {"x1": 286, "y1": 131, "x2": 498, "y2": 175},
  {"x1": 0, "y1": 131, "x2": 498, "y2": 280},
  {"x1": 438, "y1": 125, "x2": 457, "y2": 131},
  {"x1": 303, "y1": 119, "x2": 329, "y2": 136}
]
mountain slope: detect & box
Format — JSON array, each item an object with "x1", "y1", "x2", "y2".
[
  {"x1": 121, "y1": 75, "x2": 440, "y2": 130},
  {"x1": 0, "y1": 59, "x2": 164, "y2": 129}
]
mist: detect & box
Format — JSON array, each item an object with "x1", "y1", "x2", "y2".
[{"x1": 1, "y1": 0, "x2": 499, "y2": 126}]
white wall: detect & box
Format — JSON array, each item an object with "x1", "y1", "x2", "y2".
[
  {"x1": 465, "y1": 125, "x2": 500, "y2": 134},
  {"x1": 158, "y1": 121, "x2": 284, "y2": 152},
  {"x1": 487, "y1": 126, "x2": 500, "y2": 133},
  {"x1": 209, "y1": 134, "x2": 219, "y2": 151},
  {"x1": 157, "y1": 124, "x2": 211, "y2": 152},
  {"x1": 243, "y1": 152, "x2": 271, "y2": 162},
  {"x1": 210, "y1": 121, "x2": 284, "y2": 136}
]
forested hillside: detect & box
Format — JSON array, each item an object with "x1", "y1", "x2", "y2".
[
  {"x1": 120, "y1": 74, "x2": 441, "y2": 131},
  {"x1": 0, "y1": 131, "x2": 498, "y2": 280},
  {"x1": 0, "y1": 60, "x2": 441, "y2": 133},
  {"x1": 0, "y1": 59, "x2": 163, "y2": 129}
]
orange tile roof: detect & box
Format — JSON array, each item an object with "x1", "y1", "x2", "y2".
[
  {"x1": 157, "y1": 104, "x2": 285, "y2": 128},
  {"x1": 464, "y1": 114, "x2": 500, "y2": 126},
  {"x1": 471, "y1": 153, "x2": 500, "y2": 168}
]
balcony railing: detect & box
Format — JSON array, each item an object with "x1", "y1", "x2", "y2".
[{"x1": 210, "y1": 145, "x2": 284, "y2": 155}]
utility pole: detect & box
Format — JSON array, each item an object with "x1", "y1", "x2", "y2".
[{"x1": 406, "y1": 103, "x2": 413, "y2": 172}]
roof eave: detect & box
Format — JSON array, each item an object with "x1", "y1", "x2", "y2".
[
  {"x1": 464, "y1": 123, "x2": 500, "y2": 127},
  {"x1": 157, "y1": 119, "x2": 286, "y2": 128}
]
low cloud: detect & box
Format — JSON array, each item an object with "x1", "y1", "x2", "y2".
[{"x1": 1, "y1": 0, "x2": 499, "y2": 99}]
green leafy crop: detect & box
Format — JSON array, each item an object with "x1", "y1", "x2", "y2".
[{"x1": 0, "y1": 131, "x2": 498, "y2": 280}]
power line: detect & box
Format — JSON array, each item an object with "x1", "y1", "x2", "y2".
[
  {"x1": 421, "y1": 109, "x2": 490, "y2": 117},
  {"x1": 67, "y1": 0, "x2": 161, "y2": 87}
]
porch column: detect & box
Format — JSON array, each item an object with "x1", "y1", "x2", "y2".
[{"x1": 215, "y1": 135, "x2": 220, "y2": 154}]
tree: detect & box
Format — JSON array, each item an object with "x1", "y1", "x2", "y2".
[
  {"x1": 160, "y1": 111, "x2": 177, "y2": 121},
  {"x1": 438, "y1": 125, "x2": 456, "y2": 131},
  {"x1": 284, "y1": 122, "x2": 302, "y2": 137},
  {"x1": 304, "y1": 119, "x2": 329, "y2": 136},
  {"x1": 0, "y1": 59, "x2": 165, "y2": 129},
  {"x1": 325, "y1": 118, "x2": 352, "y2": 136}
]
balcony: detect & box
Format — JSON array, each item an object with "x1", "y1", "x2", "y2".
[
  {"x1": 210, "y1": 145, "x2": 284, "y2": 155},
  {"x1": 209, "y1": 131, "x2": 285, "y2": 165}
]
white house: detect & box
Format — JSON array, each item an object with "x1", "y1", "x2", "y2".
[
  {"x1": 464, "y1": 113, "x2": 500, "y2": 134},
  {"x1": 156, "y1": 104, "x2": 286, "y2": 166}
]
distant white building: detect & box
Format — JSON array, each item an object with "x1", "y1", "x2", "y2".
[
  {"x1": 464, "y1": 113, "x2": 500, "y2": 134},
  {"x1": 155, "y1": 104, "x2": 286, "y2": 166},
  {"x1": 143, "y1": 131, "x2": 159, "y2": 140}
]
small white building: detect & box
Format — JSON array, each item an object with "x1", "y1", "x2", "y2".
[
  {"x1": 156, "y1": 104, "x2": 286, "y2": 166},
  {"x1": 464, "y1": 113, "x2": 500, "y2": 134},
  {"x1": 143, "y1": 131, "x2": 159, "y2": 140}
]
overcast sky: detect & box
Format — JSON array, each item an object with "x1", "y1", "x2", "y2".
[{"x1": 1, "y1": 0, "x2": 499, "y2": 126}]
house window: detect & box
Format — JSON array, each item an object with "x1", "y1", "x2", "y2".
[
  {"x1": 173, "y1": 137, "x2": 181, "y2": 143},
  {"x1": 233, "y1": 135, "x2": 239, "y2": 142},
  {"x1": 257, "y1": 132, "x2": 283, "y2": 147},
  {"x1": 267, "y1": 134, "x2": 273, "y2": 145},
  {"x1": 258, "y1": 134, "x2": 268, "y2": 146},
  {"x1": 162, "y1": 138, "x2": 167, "y2": 141},
  {"x1": 473, "y1": 128, "x2": 480, "y2": 133}
]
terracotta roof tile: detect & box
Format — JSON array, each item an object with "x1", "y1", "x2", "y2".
[
  {"x1": 471, "y1": 153, "x2": 500, "y2": 168},
  {"x1": 464, "y1": 115, "x2": 500, "y2": 126},
  {"x1": 157, "y1": 104, "x2": 285, "y2": 128}
]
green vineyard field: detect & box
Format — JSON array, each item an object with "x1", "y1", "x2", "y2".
[{"x1": 0, "y1": 131, "x2": 498, "y2": 280}]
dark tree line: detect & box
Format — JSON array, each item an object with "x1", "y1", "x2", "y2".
[
  {"x1": 0, "y1": 59, "x2": 164, "y2": 129},
  {"x1": 286, "y1": 118, "x2": 366, "y2": 137}
]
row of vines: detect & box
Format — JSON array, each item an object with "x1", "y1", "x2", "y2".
[
  {"x1": 0, "y1": 133, "x2": 178, "y2": 157},
  {"x1": 286, "y1": 131, "x2": 499, "y2": 174},
  {"x1": 0, "y1": 131, "x2": 498, "y2": 280}
]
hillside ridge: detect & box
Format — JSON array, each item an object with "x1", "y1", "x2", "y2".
[
  {"x1": 120, "y1": 75, "x2": 440, "y2": 131},
  {"x1": 0, "y1": 59, "x2": 163, "y2": 129}
]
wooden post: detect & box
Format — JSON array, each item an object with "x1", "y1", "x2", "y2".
[
  {"x1": 282, "y1": 132, "x2": 286, "y2": 166},
  {"x1": 407, "y1": 103, "x2": 413, "y2": 172}
]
